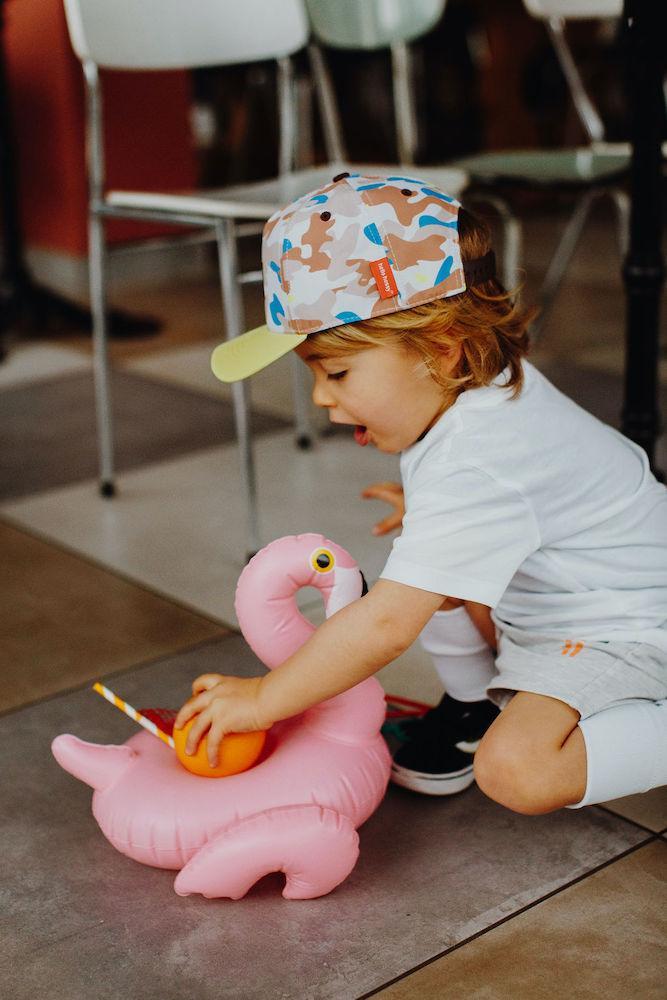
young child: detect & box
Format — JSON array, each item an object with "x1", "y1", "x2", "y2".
[{"x1": 175, "y1": 172, "x2": 667, "y2": 815}]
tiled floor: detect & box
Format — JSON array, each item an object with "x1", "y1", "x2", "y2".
[{"x1": 2, "y1": 205, "x2": 665, "y2": 999}]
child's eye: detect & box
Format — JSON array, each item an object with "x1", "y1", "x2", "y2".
[{"x1": 327, "y1": 371, "x2": 347, "y2": 381}]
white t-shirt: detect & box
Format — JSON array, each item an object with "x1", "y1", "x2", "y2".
[{"x1": 381, "y1": 360, "x2": 667, "y2": 651}]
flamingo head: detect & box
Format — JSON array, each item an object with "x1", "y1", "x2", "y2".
[
  {"x1": 235, "y1": 534, "x2": 366, "y2": 669},
  {"x1": 300, "y1": 535, "x2": 366, "y2": 616}
]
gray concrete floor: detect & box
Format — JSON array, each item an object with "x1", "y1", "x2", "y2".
[{"x1": 1, "y1": 201, "x2": 665, "y2": 999}]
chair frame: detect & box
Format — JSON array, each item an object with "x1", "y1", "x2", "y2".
[
  {"x1": 82, "y1": 53, "x2": 304, "y2": 555},
  {"x1": 308, "y1": 5, "x2": 631, "y2": 332},
  {"x1": 74, "y1": 0, "x2": 467, "y2": 563},
  {"x1": 524, "y1": 15, "x2": 630, "y2": 336},
  {"x1": 307, "y1": 35, "x2": 521, "y2": 291}
]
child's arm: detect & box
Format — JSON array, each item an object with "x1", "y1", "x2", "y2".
[{"x1": 175, "y1": 579, "x2": 444, "y2": 765}]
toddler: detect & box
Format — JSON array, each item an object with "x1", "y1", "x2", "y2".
[{"x1": 175, "y1": 173, "x2": 667, "y2": 814}]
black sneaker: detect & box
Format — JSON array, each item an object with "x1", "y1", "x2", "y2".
[{"x1": 390, "y1": 694, "x2": 499, "y2": 796}]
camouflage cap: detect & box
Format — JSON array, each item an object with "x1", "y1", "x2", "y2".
[{"x1": 211, "y1": 172, "x2": 494, "y2": 383}]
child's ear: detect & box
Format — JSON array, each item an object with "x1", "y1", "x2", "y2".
[{"x1": 440, "y1": 342, "x2": 462, "y2": 376}]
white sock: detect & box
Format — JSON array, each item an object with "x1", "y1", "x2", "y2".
[
  {"x1": 419, "y1": 607, "x2": 497, "y2": 703},
  {"x1": 567, "y1": 698, "x2": 667, "y2": 808}
]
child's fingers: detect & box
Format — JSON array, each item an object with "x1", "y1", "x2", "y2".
[
  {"x1": 206, "y1": 719, "x2": 227, "y2": 767},
  {"x1": 184, "y1": 708, "x2": 212, "y2": 756},
  {"x1": 361, "y1": 481, "x2": 403, "y2": 499},
  {"x1": 192, "y1": 673, "x2": 222, "y2": 695},
  {"x1": 174, "y1": 701, "x2": 197, "y2": 732},
  {"x1": 372, "y1": 512, "x2": 404, "y2": 536},
  {"x1": 362, "y1": 486, "x2": 405, "y2": 508},
  {"x1": 174, "y1": 689, "x2": 213, "y2": 731},
  {"x1": 362, "y1": 480, "x2": 402, "y2": 493}
]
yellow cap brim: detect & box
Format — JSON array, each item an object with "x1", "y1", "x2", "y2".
[{"x1": 210, "y1": 325, "x2": 308, "y2": 383}]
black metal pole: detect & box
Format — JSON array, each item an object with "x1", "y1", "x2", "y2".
[{"x1": 620, "y1": 0, "x2": 666, "y2": 474}]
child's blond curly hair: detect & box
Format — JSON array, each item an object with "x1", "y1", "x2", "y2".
[{"x1": 303, "y1": 209, "x2": 535, "y2": 402}]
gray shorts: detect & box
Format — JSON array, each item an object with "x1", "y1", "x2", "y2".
[{"x1": 486, "y1": 623, "x2": 667, "y2": 719}]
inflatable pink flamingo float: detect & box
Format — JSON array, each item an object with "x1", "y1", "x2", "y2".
[{"x1": 52, "y1": 534, "x2": 391, "y2": 899}]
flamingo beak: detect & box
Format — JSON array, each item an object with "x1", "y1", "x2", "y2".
[{"x1": 324, "y1": 566, "x2": 365, "y2": 618}]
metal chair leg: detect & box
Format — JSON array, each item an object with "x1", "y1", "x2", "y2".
[
  {"x1": 307, "y1": 43, "x2": 347, "y2": 163},
  {"x1": 215, "y1": 219, "x2": 261, "y2": 558},
  {"x1": 610, "y1": 188, "x2": 631, "y2": 259},
  {"x1": 494, "y1": 199, "x2": 522, "y2": 293},
  {"x1": 88, "y1": 208, "x2": 115, "y2": 498},
  {"x1": 390, "y1": 41, "x2": 418, "y2": 165},
  {"x1": 531, "y1": 190, "x2": 597, "y2": 341},
  {"x1": 466, "y1": 193, "x2": 522, "y2": 292},
  {"x1": 290, "y1": 352, "x2": 314, "y2": 449}
]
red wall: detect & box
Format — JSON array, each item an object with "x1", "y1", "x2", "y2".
[{"x1": 4, "y1": 0, "x2": 198, "y2": 256}]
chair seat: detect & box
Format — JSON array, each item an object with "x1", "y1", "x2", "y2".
[
  {"x1": 451, "y1": 148, "x2": 630, "y2": 187},
  {"x1": 105, "y1": 163, "x2": 468, "y2": 220}
]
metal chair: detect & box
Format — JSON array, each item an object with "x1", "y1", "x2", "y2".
[
  {"x1": 306, "y1": 0, "x2": 445, "y2": 165},
  {"x1": 62, "y1": 0, "x2": 317, "y2": 556},
  {"x1": 451, "y1": 0, "x2": 631, "y2": 338},
  {"x1": 306, "y1": 0, "x2": 633, "y2": 335},
  {"x1": 305, "y1": 0, "x2": 521, "y2": 290},
  {"x1": 63, "y1": 0, "x2": 469, "y2": 556}
]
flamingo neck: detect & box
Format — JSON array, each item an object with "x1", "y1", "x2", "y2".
[
  {"x1": 303, "y1": 680, "x2": 387, "y2": 743},
  {"x1": 235, "y1": 537, "x2": 386, "y2": 742}
]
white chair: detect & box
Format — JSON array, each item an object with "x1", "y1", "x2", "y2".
[
  {"x1": 306, "y1": 0, "x2": 634, "y2": 335},
  {"x1": 306, "y1": 0, "x2": 446, "y2": 166},
  {"x1": 305, "y1": 0, "x2": 521, "y2": 290},
  {"x1": 451, "y1": 0, "x2": 631, "y2": 337},
  {"x1": 63, "y1": 0, "x2": 469, "y2": 556},
  {"x1": 62, "y1": 0, "x2": 307, "y2": 557}
]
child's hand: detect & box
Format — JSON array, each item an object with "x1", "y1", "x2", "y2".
[
  {"x1": 174, "y1": 673, "x2": 268, "y2": 767},
  {"x1": 362, "y1": 481, "x2": 405, "y2": 535}
]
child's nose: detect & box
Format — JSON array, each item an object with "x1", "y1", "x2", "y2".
[{"x1": 312, "y1": 378, "x2": 334, "y2": 408}]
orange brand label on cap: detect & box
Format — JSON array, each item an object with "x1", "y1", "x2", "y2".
[{"x1": 370, "y1": 258, "x2": 398, "y2": 299}]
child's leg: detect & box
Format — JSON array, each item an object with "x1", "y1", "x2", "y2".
[
  {"x1": 420, "y1": 601, "x2": 497, "y2": 701},
  {"x1": 390, "y1": 602, "x2": 499, "y2": 795},
  {"x1": 474, "y1": 692, "x2": 667, "y2": 814},
  {"x1": 473, "y1": 692, "x2": 587, "y2": 813},
  {"x1": 568, "y1": 698, "x2": 667, "y2": 808}
]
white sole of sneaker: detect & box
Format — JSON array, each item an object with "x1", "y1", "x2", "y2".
[{"x1": 390, "y1": 761, "x2": 475, "y2": 796}]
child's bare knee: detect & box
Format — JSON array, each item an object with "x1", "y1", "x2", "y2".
[{"x1": 474, "y1": 732, "x2": 551, "y2": 815}]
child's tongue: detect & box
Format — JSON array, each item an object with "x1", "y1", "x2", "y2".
[{"x1": 354, "y1": 425, "x2": 370, "y2": 446}]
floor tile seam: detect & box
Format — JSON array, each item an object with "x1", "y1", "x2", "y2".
[
  {"x1": 0, "y1": 365, "x2": 96, "y2": 399},
  {"x1": 0, "y1": 405, "x2": 303, "y2": 506},
  {"x1": 122, "y1": 369, "x2": 296, "y2": 417},
  {"x1": 0, "y1": 365, "x2": 92, "y2": 393},
  {"x1": 0, "y1": 917, "x2": 108, "y2": 968},
  {"x1": 2, "y1": 339, "x2": 307, "y2": 421},
  {"x1": 127, "y1": 381, "x2": 311, "y2": 425},
  {"x1": 0, "y1": 512, "x2": 240, "y2": 629},
  {"x1": 356, "y1": 834, "x2": 660, "y2": 1000},
  {"x1": 112, "y1": 364, "x2": 294, "y2": 422},
  {"x1": 139, "y1": 380, "x2": 300, "y2": 421},
  {"x1": 0, "y1": 630, "x2": 243, "y2": 722},
  {"x1": 0, "y1": 420, "x2": 294, "y2": 505},
  {"x1": 592, "y1": 802, "x2": 666, "y2": 837}
]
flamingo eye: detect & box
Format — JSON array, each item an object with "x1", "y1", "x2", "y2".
[{"x1": 310, "y1": 547, "x2": 335, "y2": 573}]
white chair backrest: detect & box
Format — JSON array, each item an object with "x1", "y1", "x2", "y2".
[
  {"x1": 523, "y1": 1, "x2": 622, "y2": 19},
  {"x1": 305, "y1": 0, "x2": 446, "y2": 50},
  {"x1": 524, "y1": 0, "x2": 623, "y2": 143},
  {"x1": 63, "y1": 0, "x2": 309, "y2": 69}
]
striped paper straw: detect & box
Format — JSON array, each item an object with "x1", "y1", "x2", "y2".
[{"x1": 92, "y1": 682, "x2": 175, "y2": 749}]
